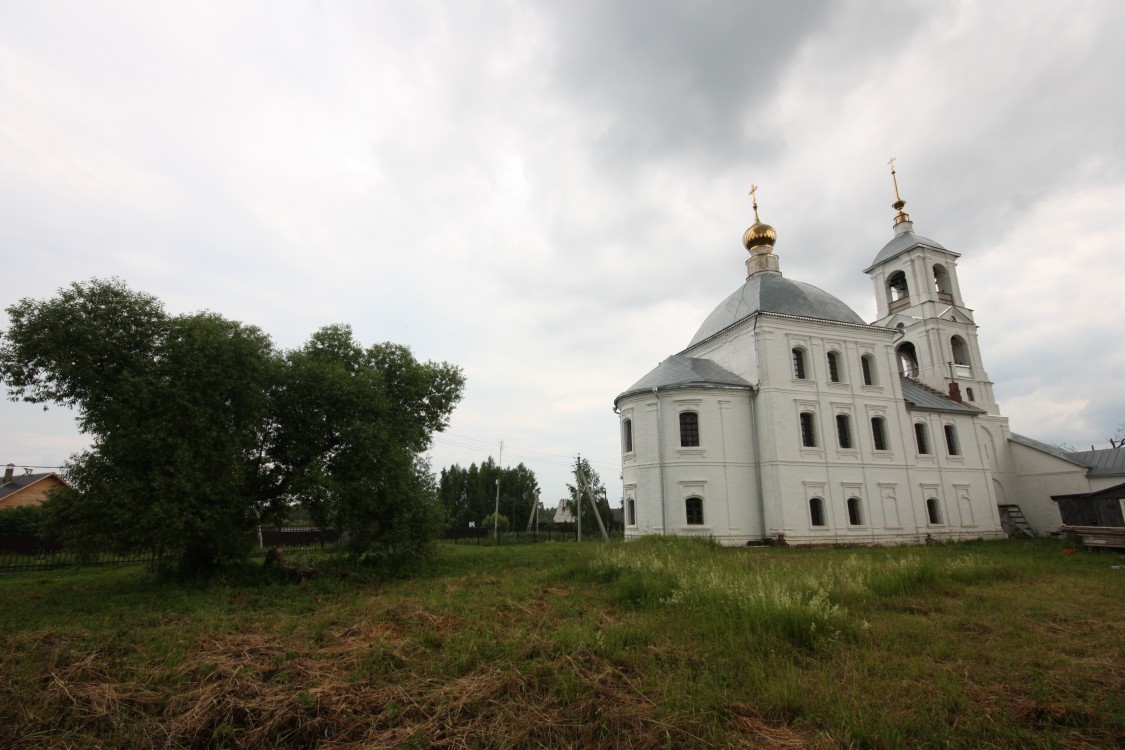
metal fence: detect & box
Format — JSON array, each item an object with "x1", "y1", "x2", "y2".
[
  {"x1": 0, "y1": 524, "x2": 621, "y2": 572},
  {"x1": 442, "y1": 524, "x2": 623, "y2": 545},
  {"x1": 0, "y1": 534, "x2": 160, "y2": 573},
  {"x1": 0, "y1": 526, "x2": 340, "y2": 574}
]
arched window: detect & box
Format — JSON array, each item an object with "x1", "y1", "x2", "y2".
[
  {"x1": 622, "y1": 419, "x2": 633, "y2": 453},
  {"x1": 846, "y1": 497, "x2": 863, "y2": 526},
  {"x1": 950, "y1": 336, "x2": 969, "y2": 366},
  {"x1": 887, "y1": 271, "x2": 910, "y2": 309},
  {"x1": 944, "y1": 424, "x2": 961, "y2": 455},
  {"x1": 926, "y1": 498, "x2": 943, "y2": 525},
  {"x1": 809, "y1": 497, "x2": 826, "y2": 527},
  {"x1": 679, "y1": 412, "x2": 699, "y2": 447},
  {"x1": 914, "y1": 423, "x2": 931, "y2": 455},
  {"x1": 861, "y1": 354, "x2": 876, "y2": 386},
  {"x1": 827, "y1": 351, "x2": 842, "y2": 383},
  {"x1": 792, "y1": 347, "x2": 808, "y2": 379},
  {"x1": 800, "y1": 412, "x2": 817, "y2": 448},
  {"x1": 966, "y1": 387, "x2": 975, "y2": 401},
  {"x1": 933, "y1": 264, "x2": 952, "y2": 302},
  {"x1": 871, "y1": 417, "x2": 888, "y2": 451},
  {"x1": 626, "y1": 498, "x2": 636, "y2": 526},
  {"x1": 836, "y1": 414, "x2": 853, "y2": 449},
  {"x1": 685, "y1": 496, "x2": 704, "y2": 525},
  {"x1": 897, "y1": 342, "x2": 920, "y2": 378}
]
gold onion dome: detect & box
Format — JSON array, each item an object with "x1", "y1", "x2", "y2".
[
  {"x1": 743, "y1": 185, "x2": 776, "y2": 251},
  {"x1": 743, "y1": 219, "x2": 777, "y2": 250}
]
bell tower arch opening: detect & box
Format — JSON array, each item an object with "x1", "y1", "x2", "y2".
[
  {"x1": 887, "y1": 271, "x2": 910, "y2": 312},
  {"x1": 896, "y1": 342, "x2": 920, "y2": 378},
  {"x1": 933, "y1": 263, "x2": 952, "y2": 303}
]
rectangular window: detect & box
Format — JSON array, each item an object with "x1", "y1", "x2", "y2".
[
  {"x1": 847, "y1": 497, "x2": 863, "y2": 526},
  {"x1": 679, "y1": 412, "x2": 699, "y2": 447},
  {"x1": 800, "y1": 412, "x2": 817, "y2": 447},
  {"x1": 944, "y1": 424, "x2": 961, "y2": 456},
  {"x1": 685, "y1": 497, "x2": 704, "y2": 525},
  {"x1": 827, "y1": 352, "x2": 841, "y2": 383},
  {"x1": 861, "y1": 355, "x2": 875, "y2": 386},
  {"x1": 872, "y1": 417, "x2": 888, "y2": 451},
  {"x1": 809, "y1": 497, "x2": 826, "y2": 527},
  {"x1": 792, "y1": 348, "x2": 807, "y2": 379},
  {"x1": 622, "y1": 419, "x2": 633, "y2": 453},
  {"x1": 915, "y1": 423, "x2": 930, "y2": 455},
  {"x1": 926, "y1": 498, "x2": 942, "y2": 524},
  {"x1": 836, "y1": 414, "x2": 853, "y2": 449}
]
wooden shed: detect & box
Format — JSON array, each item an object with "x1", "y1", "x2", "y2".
[{"x1": 1053, "y1": 481, "x2": 1125, "y2": 527}]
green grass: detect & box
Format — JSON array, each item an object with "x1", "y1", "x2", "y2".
[{"x1": 1, "y1": 538, "x2": 1122, "y2": 748}]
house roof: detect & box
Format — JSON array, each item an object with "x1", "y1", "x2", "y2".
[
  {"x1": 615, "y1": 355, "x2": 754, "y2": 406},
  {"x1": 864, "y1": 229, "x2": 958, "y2": 273},
  {"x1": 1009, "y1": 433, "x2": 1091, "y2": 468},
  {"x1": 0, "y1": 472, "x2": 67, "y2": 502},
  {"x1": 1052, "y1": 480, "x2": 1125, "y2": 502},
  {"x1": 900, "y1": 377, "x2": 982, "y2": 414},
  {"x1": 1065, "y1": 446, "x2": 1125, "y2": 477},
  {"x1": 686, "y1": 273, "x2": 868, "y2": 349}
]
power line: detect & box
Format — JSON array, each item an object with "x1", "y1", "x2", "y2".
[{"x1": 436, "y1": 432, "x2": 618, "y2": 467}]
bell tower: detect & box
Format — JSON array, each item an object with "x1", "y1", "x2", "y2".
[{"x1": 865, "y1": 160, "x2": 1000, "y2": 415}]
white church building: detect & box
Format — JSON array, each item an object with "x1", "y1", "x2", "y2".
[{"x1": 615, "y1": 175, "x2": 1123, "y2": 546}]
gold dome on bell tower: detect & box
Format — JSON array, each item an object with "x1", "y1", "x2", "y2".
[
  {"x1": 742, "y1": 184, "x2": 777, "y2": 251},
  {"x1": 743, "y1": 185, "x2": 781, "y2": 278}
]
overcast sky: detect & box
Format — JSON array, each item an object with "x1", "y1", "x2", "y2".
[{"x1": 2, "y1": 0, "x2": 1124, "y2": 507}]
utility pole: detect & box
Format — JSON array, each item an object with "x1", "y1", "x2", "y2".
[
  {"x1": 576, "y1": 455, "x2": 583, "y2": 543},
  {"x1": 493, "y1": 440, "x2": 503, "y2": 542},
  {"x1": 588, "y1": 486, "x2": 610, "y2": 542}
]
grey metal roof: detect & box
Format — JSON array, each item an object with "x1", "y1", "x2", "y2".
[
  {"x1": 1065, "y1": 446, "x2": 1125, "y2": 477},
  {"x1": 616, "y1": 355, "x2": 754, "y2": 405},
  {"x1": 900, "y1": 377, "x2": 982, "y2": 414},
  {"x1": 1009, "y1": 433, "x2": 1089, "y2": 467},
  {"x1": 686, "y1": 273, "x2": 866, "y2": 348},
  {"x1": 864, "y1": 229, "x2": 957, "y2": 273}
]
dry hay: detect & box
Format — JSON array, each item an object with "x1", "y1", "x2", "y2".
[
  {"x1": 154, "y1": 631, "x2": 675, "y2": 749},
  {"x1": 7, "y1": 609, "x2": 832, "y2": 749}
]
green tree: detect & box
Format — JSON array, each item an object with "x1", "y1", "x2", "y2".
[
  {"x1": 0, "y1": 280, "x2": 464, "y2": 575},
  {"x1": 269, "y1": 325, "x2": 462, "y2": 566},
  {"x1": 564, "y1": 457, "x2": 611, "y2": 534},
  {"x1": 437, "y1": 460, "x2": 539, "y2": 529},
  {"x1": 481, "y1": 512, "x2": 509, "y2": 533}
]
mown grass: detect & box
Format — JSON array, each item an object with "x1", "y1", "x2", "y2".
[{"x1": 1, "y1": 538, "x2": 1122, "y2": 748}]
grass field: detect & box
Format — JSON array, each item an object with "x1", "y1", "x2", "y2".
[{"x1": 1, "y1": 538, "x2": 1122, "y2": 749}]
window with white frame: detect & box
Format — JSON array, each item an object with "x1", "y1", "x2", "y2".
[
  {"x1": 926, "y1": 498, "x2": 943, "y2": 524},
  {"x1": 836, "y1": 414, "x2": 853, "y2": 449},
  {"x1": 944, "y1": 424, "x2": 961, "y2": 456},
  {"x1": 827, "y1": 351, "x2": 842, "y2": 383},
  {"x1": 915, "y1": 423, "x2": 931, "y2": 455},
  {"x1": 809, "y1": 497, "x2": 826, "y2": 527},
  {"x1": 871, "y1": 416, "x2": 888, "y2": 451},
  {"x1": 685, "y1": 496, "x2": 704, "y2": 525},
  {"x1": 800, "y1": 412, "x2": 818, "y2": 448},
  {"x1": 861, "y1": 354, "x2": 876, "y2": 386},
  {"x1": 679, "y1": 411, "x2": 699, "y2": 447},
  {"x1": 792, "y1": 347, "x2": 808, "y2": 379}
]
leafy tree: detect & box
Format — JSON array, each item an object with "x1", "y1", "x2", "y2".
[
  {"x1": 564, "y1": 457, "x2": 611, "y2": 533},
  {"x1": 481, "y1": 512, "x2": 509, "y2": 533},
  {"x1": 269, "y1": 325, "x2": 461, "y2": 566},
  {"x1": 0, "y1": 279, "x2": 464, "y2": 575},
  {"x1": 437, "y1": 460, "x2": 539, "y2": 529},
  {"x1": 0, "y1": 504, "x2": 50, "y2": 535}
]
